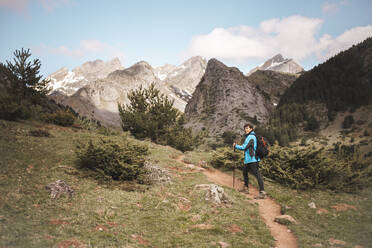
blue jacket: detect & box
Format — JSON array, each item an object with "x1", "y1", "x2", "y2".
[{"x1": 235, "y1": 131, "x2": 260, "y2": 164}]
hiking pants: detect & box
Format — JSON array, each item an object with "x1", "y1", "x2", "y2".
[{"x1": 243, "y1": 162, "x2": 264, "y2": 192}]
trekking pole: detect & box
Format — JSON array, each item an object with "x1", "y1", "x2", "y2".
[{"x1": 233, "y1": 144, "x2": 236, "y2": 189}]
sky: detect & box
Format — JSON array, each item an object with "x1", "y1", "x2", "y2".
[{"x1": 1, "y1": 0, "x2": 372, "y2": 77}]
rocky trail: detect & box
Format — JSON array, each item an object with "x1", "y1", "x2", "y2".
[{"x1": 176, "y1": 155, "x2": 298, "y2": 248}]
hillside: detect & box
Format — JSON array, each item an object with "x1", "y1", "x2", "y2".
[
  {"x1": 279, "y1": 37, "x2": 372, "y2": 120},
  {"x1": 1, "y1": 120, "x2": 371, "y2": 247}
]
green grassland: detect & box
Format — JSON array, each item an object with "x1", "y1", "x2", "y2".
[
  {"x1": 0, "y1": 120, "x2": 273, "y2": 247},
  {"x1": 1, "y1": 120, "x2": 371, "y2": 247}
]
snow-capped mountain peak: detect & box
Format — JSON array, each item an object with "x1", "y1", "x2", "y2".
[{"x1": 247, "y1": 54, "x2": 304, "y2": 75}]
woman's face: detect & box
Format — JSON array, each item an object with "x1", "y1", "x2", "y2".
[{"x1": 245, "y1": 126, "x2": 252, "y2": 134}]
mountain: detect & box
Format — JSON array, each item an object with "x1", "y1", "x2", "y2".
[
  {"x1": 48, "y1": 57, "x2": 207, "y2": 127},
  {"x1": 279, "y1": 37, "x2": 372, "y2": 122},
  {"x1": 184, "y1": 59, "x2": 275, "y2": 136},
  {"x1": 247, "y1": 54, "x2": 304, "y2": 76},
  {"x1": 248, "y1": 70, "x2": 298, "y2": 112},
  {"x1": 48, "y1": 58, "x2": 123, "y2": 96}
]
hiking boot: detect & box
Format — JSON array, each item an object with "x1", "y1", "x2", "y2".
[
  {"x1": 254, "y1": 191, "x2": 267, "y2": 199},
  {"x1": 239, "y1": 186, "x2": 249, "y2": 193}
]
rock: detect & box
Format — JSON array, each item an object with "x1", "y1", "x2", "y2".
[
  {"x1": 184, "y1": 58, "x2": 297, "y2": 136},
  {"x1": 218, "y1": 241, "x2": 230, "y2": 248},
  {"x1": 191, "y1": 223, "x2": 214, "y2": 230},
  {"x1": 45, "y1": 180, "x2": 74, "y2": 199},
  {"x1": 317, "y1": 208, "x2": 329, "y2": 214},
  {"x1": 142, "y1": 161, "x2": 171, "y2": 185},
  {"x1": 194, "y1": 184, "x2": 230, "y2": 205},
  {"x1": 274, "y1": 215, "x2": 297, "y2": 225},
  {"x1": 328, "y1": 238, "x2": 346, "y2": 246},
  {"x1": 308, "y1": 202, "x2": 317, "y2": 209},
  {"x1": 331, "y1": 203, "x2": 357, "y2": 211},
  {"x1": 312, "y1": 243, "x2": 323, "y2": 247}
]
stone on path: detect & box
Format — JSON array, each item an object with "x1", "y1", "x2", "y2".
[{"x1": 274, "y1": 215, "x2": 297, "y2": 225}]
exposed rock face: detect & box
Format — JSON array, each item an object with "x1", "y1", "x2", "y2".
[
  {"x1": 48, "y1": 57, "x2": 206, "y2": 127},
  {"x1": 184, "y1": 59, "x2": 270, "y2": 136},
  {"x1": 54, "y1": 61, "x2": 159, "y2": 127},
  {"x1": 155, "y1": 56, "x2": 207, "y2": 110},
  {"x1": 247, "y1": 54, "x2": 304, "y2": 76},
  {"x1": 48, "y1": 58, "x2": 123, "y2": 96},
  {"x1": 247, "y1": 70, "x2": 298, "y2": 112}
]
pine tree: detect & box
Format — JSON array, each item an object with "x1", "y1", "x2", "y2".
[
  {"x1": 6, "y1": 48, "x2": 50, "y2": 102},
  {"x1": 118, "y1": 83, "x2": 201, "y2": 151}
]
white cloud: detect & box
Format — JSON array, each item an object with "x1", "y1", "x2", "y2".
[
  {"x1": 184, "y1": 16, "x2": 323, "y2": 63},
  {"x1": 322, "y1": 0, "x2": 348, "y2": 15},
  {"x1": 183, "y1": 15, "x2": 372, "y2": 66},
  {"x1": 317, "y1": 25, "x2": 372, "y2": 60},
  {"x1": 33, "y1": 40, "x2": 125, "y2": 61}
]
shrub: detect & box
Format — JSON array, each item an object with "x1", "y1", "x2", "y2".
[
  {"x1": 29, "y1": 129, "x2": 50, "y2": 137},
  {"x1": 306, "y1": 116, "x2": 319, "y2": 131},
  {"x1": 209, "y1": 147, "x2": 244, "y2": 170},
  {"x1": 0, "y1": 97, "x2": 31, "y2": 121},
  {"x1": 75, "y1": 137, "x2": 148, "y2": 181},
  {"x1": 221, "y1": 131, "x2": 237, "y2": 145},
  {"x1": 260, "y1": 144, "x2": 372, "y2": 192},
  {"x1": 43, "y1": 110, "x2": 75, "y2": 126},
  {"x1": 342, "y1": 115, "x2": 354, "y2": 129}
]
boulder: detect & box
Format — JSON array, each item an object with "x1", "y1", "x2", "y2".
[
  {"x1": 194, "y1": 184, "x2": 230, "y2": 205},
  {"x1": 274, "y1": 215, "x2": 297, "y2": 225},
  {"x1": 45, "y1": 180, "x2": 74, "y2": 199}
]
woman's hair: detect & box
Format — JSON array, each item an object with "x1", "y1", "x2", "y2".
[{"x1": 244, "y1": 123, "x2": 254, "y2": 129}]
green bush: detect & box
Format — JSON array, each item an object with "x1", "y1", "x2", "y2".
[
  {"x1": 260, "y1": 145, "x2": 372, "y2": 192},
  {"x1": 306, "y1": 116, "x2": 319, "y2": 131},
  {"x1": 76, "y1": 137, "x2": 148, "y2": 181},
  {"x1": 43, "y1": 110, "x2": 75, "y2": 126},
  {"x1": 29, "y1": 129, "x2": 50, "y2": 137},
  {"x1": 221, "y1": 131, "x2": 237, "y2": 145},
  {"x1": 209, "y1": 147, "x2": 244, "y2": 170},
  {"x1": 0, "y1": 97, "x2": 31, "y2": 121},
  {"x1": 342, "y1": 115, "x2": 354, "y2": 129}
]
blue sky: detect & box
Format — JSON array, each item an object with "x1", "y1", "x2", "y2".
[{"x1": 1, "y1": 0, "x2": 371, "y2": 77}]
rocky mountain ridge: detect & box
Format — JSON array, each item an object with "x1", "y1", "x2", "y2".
[
  {"x1": 185, "y1": 59, "x2": 286, "y2": 136},
  {"x1": 247, "y1": 54, "x2": 304, "y2": 76},
  {"x1": 48, "y1": 56, "x2": 207, "y2": 127},
  {"x1": 48, "y1": 58, "x2": 123, "y2": 96}
]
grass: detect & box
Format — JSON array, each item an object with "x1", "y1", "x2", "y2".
[
  {"x1": 0, "y1": 120, "x2": 274, "y2": 247},
  {"x1": 233, "y1": 168, "x2": 372, "y2": 248}
]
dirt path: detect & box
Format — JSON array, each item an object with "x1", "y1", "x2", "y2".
[{"x1": 176, "y1": 155, "x2": 298, "y2": 248}]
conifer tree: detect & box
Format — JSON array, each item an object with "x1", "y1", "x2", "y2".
[{"x1": 6, "y1": 48, "x2": 50, "y2": 101}]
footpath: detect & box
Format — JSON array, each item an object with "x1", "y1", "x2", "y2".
[{"x1": 176, "y1": 155, "x2": 298, "y2": 248}]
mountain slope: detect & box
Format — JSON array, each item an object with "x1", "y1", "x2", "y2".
[
  {"x1": 279, "y1": 37, "x2": 372, "y2": 120},
  {"x1": 184, "y1": 59, "x2": 270, "y2": 136}
]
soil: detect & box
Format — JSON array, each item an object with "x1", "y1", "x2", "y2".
[{"x1": 176, "y1": 155, "x2": 298, "y2": 248}]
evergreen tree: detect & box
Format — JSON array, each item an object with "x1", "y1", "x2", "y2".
[
  {"x1": 5, "y1": 48, "x2": 50, "y2": 102},
  {"x1": 118, "y1": 83, "x2": 201, "y2": 151}
]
